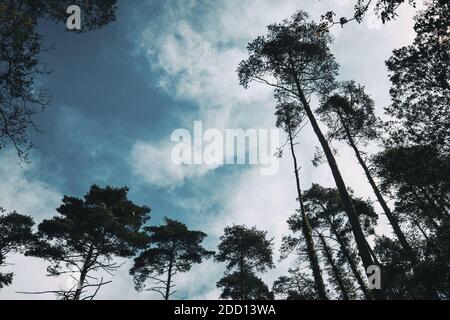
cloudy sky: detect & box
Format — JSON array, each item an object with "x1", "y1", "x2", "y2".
[{"x1": 0, "y1": 0, "x2": 421, "y2": 299}]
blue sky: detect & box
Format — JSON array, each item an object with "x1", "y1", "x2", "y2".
[{"x1": 0, "y1": 0, "x2": 421, "y2": 299}]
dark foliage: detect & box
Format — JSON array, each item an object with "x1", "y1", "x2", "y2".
[
  {"x1": 130, "y1": 218, "x2": 214, "y2": 300},
  {"x1": 385, "y1": 1, "x2": 450, "y2": 153},
  {"x1": 215, "y1": 225, "x2": 274, "y2": 300},
  {"x1": 217, "y1": 271, "x2": 274, "y2": 300},
  {"x1": 27, "y1": 185, "x2": 150, "y2": 300},
  {"x1": 0, "y1": 209, "x2": 35, "y2": 289},
  {"x1": 272, "y1": 268, "x2": 319, "y2": 300}
]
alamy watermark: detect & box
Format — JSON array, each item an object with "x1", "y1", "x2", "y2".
[
  {"x1": 367, "y1": 265, "x2": 381, "y2": 290},
  {"x1": 171, "y1": 121, "x2": 280, "y2": 175},
  {"x1": 66, "y1": 5, "x2": 81, "y2": 30}
]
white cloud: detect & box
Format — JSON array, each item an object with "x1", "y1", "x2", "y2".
[
  {"x1": 130, "y1": 140, "x2": 219, "y2": 189},
  {"x1": 0, "y1": 151, "x2": 60, "y2": 220}
]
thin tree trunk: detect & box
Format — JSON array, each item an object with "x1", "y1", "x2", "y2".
[
  {"x1": 287, "y1": 129, "x2": 328, "y2": 300},
  {"x1": 240, "y1": 256, "x2": 245, "y2": 300},
  {"x1": 318, "y1": 233, "x2": 350, "y2": 300},
  {"x1": 74, "y1": 247, "x2": 94, "y2": 301},
  {"x1": 165, "y1": 258, "x2": 174, "y2": 301},
  {"x1": 366, "y1": 241, "x2": 381, "y2": 266},
  {"x1": 413, "y1": 218, "x2": 430, "y2": 242},
  {"x1": 74, "y1": 268, "x2": 88, "y2": 300},
  {"x1": 341, "y1": 119, "x2": 418, "y2": 264},
  {"x1": 291, "y1": 73, "x2": 375, "y2": 278},
  {"x1": 328, "y1": 218, "x2": 370, "y2": 299}
]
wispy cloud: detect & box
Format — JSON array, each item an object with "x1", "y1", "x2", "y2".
[{"x1": 130, "y1": 140, "x2": 218, "y2": 189}]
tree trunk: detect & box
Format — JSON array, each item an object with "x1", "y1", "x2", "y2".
[
  {"x1": 367, "y1": 241, "x2": 381, "y2": 266},
  {"x1": 165, "y1": 258, "x2": 174, "y2": 301},
  {"x1": 341, "y1": 119, "x2": 418, "y2": 264},
  {"x1": 292, "y1": 77, "x2": 375, "y2": 277},
  {"x1": 74, "y1": 268, "x2": 88, "y2": 301},
  {"x1": 74, "y1": 247, "x2": 94, "y2": 301},
  {"x1": 318, "y1": 233, "x2": 350, "y2": 300},
  {"x1": 288, "y1": 129, "x2": 328, "y2": 300},
  {"x1": 240, "y1": 255, "x2": 247, "y2": 300},
  {"x1": 328, "y1": 218, "x2": 370, "y2": 299},
  {"x1": 412, "y1": 218, "x2": 430, "y2": 242}
]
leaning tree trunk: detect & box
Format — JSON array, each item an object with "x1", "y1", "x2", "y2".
[
  {"x1": 318, "y1": 232, "x2": 350, "y2": 300},
  {"x1": 327, "y1": 218, "x2": 370, "y2": 299},
  {"x1": 341, "y1": 119, "x2": 418, "y2": 264},
  {"x1": 288, "y1": 130, "x2": 328, "y2": 300},
  {"x1": 412, "y1": 218, "x2": 430, "y2": 242},
  {"x1": 366, "y1": 240, "x2": 381, "y2": 266},
  {"x1": 74, "y1": 268, "x2": 88, "y2": 301},
  {"x1": 291, "y1": 73, "x2": 376, "y2": 279},
  {"x1": 74, "y1": 247, "x2": 94, "y2": 300}
]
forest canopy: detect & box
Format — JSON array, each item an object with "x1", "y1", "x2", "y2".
[{"x1": 0, "y1": 0, "x2": 448, "y2": 302}]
